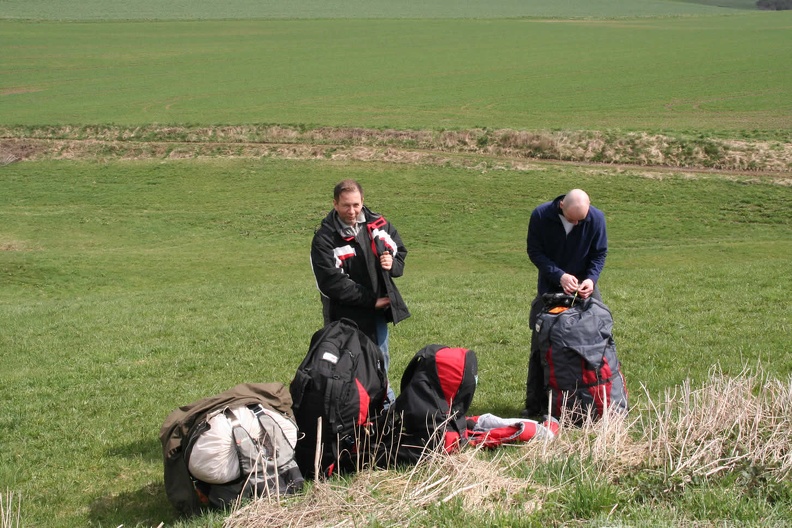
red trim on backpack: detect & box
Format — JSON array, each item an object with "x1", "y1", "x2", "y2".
[
  {"x1": 581, "y1": 362, "x2": 600, "y2": 415},
  {"x1": 599, "y1": 357, "x2": 614, "y2": 414},
  {"x1": 543, "y1": 417, "x2": 560, "y2": 436},
  {"x1": 435, "y1": 347, "x2": 466, "y2": 407},
  {"x1": 355, "y1": 378, "x2": 370, "y2": 425},
  {"x1": 469, "y1": 423, "x2": 531, "y2": 448},
  {"x1": 195, "y1": 487, "x2": 209, "y2": 505},
  {"x1": 466, "y1": 415, "x2": 560, "y2": 448},
  {"x1": 444, "y1": 431, "x2": 461, "y2": 453},
  {"x1": 583, "y1": 357, "x2": 613, "y2": 417}
]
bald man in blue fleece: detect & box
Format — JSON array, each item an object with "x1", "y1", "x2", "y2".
[{"x1": 522, "y1": 189, "x2": 608, "y2": 418}]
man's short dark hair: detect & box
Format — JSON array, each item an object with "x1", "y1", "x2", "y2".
[{"x1": 334, "y1": 179, "x2": 363, "y2": 201}]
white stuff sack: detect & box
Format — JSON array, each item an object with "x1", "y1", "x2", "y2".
[
  {"x1": 187, "y1": 405, "x2": 300, "y2": 485},
  {"x1": 187, "y1": 405, "x2": 262, "y2": 485},
  {"x1": 263, "y1": 407, "x2": 298, "y2": 449}
]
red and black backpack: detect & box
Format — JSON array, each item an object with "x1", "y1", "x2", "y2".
[
  {"x1": 289, "y1": 318, "x2": 388, "y2": 478},
  {"x1": 375, "y1": 345, "x2": 477, "y2": 467}
]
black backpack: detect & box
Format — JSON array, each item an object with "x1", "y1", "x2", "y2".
[
  {"x1": 375, "y1": 345, "x2": 478, "y2": 467},
  {"x1": 535, "y1": 293, "x2": 628, "y2": 422},
  {"x1": 289, "y1": 318, "x2": 388, "y2": 478},
  {"x1": 159, "y1": 383, "x2": 304, "y2": 516}
]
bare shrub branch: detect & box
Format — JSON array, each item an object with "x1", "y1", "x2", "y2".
[{"x1": 1, "y1": 489, "x2": 22, "y2": 528}]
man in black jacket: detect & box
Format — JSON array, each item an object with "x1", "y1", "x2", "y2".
[{"x1": 310, "y1": 179, "x2": 410, "y2": 404}]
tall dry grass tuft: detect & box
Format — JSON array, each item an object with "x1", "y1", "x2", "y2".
[
  {"x1": 1, "y1": 490, "x2": 22, "y2": 528},
  {"x1": 523, "y1": 366, "x2": 792, "y2": 491},
  {"x1": 640, "y1": 366, "x2": 792, "y2": 486},
  {"x1": 225, "y1": 445, "x2": 544, "y2": 528},
  {"x1": 533, "y1": 403, "x2": 640, "y2": 472}
]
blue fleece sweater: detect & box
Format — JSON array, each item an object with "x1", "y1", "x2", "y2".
[{"x1": 526, "y1": 195, "x2": 608, "y2": 295}]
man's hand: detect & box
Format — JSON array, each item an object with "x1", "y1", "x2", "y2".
[
  {"x1": 379, "y1": 251, "x2": 393, "y2": 271},
  {"x1": 560, "y1": 273, "x2": 579, "y2": 295},
  {"x1": 576, "y1": 279, "x2": 595, "y2": 299},
  {"x1": 375, "y1": 297, "x2": 391, "y2": 309}
]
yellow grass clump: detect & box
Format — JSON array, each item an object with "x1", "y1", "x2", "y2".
[{"x1": 1, "y1": 489, "x2": 22, "y2": 528}]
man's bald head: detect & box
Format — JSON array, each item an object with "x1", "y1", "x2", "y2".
[{"x1": 560, "y1": 189, "x2": 591, "y2": 224}]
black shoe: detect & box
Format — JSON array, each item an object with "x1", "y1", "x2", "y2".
[{"x1": 520, "y1": 407, "x2": 546, "y2": 421}]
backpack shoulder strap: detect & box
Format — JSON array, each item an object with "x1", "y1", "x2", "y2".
[
  {"x1": 224, "y1": 408, "x2": 261, "y2": 479},
  {"x1": 324, "y1": 377, "x2": 344, "y2": 430}
]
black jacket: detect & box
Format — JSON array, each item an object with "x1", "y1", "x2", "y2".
[{"x1": 310, "y1": 206, "x2": 410, "y2": 342}]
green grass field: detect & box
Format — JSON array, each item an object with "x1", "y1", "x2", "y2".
[
  {"x1": 2, "y1": 13, "x2": 791, "y2": 135},
  {"x1": 2, "y1": 159, "x2": 790, "y2": 527},
  {"x1": 0, "y1": 0, "x2": 756, "y2": 21},
  {"x1": 1, "y1": 0, "x2": 791, "y2": 526}
]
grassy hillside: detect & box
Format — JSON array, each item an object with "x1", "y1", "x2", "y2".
[
  {"x1": 2, "y1": 13, "x2": 790, "y2": 136},
  {"x1": 679, "y1": 0, "x2": 758, "y2": 8},
  {"x1": 1, "y1": 0, "x2": 790, "y2": 526},
  {"x1": 1, "y1": 158, "x2": 790, "y2": 527},
  {"x1": 0, "y1": 0, "x2": 751, "y2": 21}
]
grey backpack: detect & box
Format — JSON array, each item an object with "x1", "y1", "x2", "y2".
[
  {"x1": 535, "y1": 294, "x2": 628, "y2": 422},
  {"x1": 160, "y1": 383, "x2": 304, "y2": 515}
]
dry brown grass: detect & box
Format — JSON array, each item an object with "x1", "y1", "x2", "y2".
[
  {"x1": 1, "y1": 125, "x2": 790, "y2": 176},
  {"x1": 0, "y1": 238, "x2": 35, "y2": 252},
  {"x1": 640, "y1": 366, "x2": 792, "y2": 486},
  {"x1": 224, "y1": 368, "x2": 792, "y2": 527},
  {"x1": 225, "y1": 445, "x2": 547, "y2": 528},
  {"x1": 543, "y1": 366, "x2": 792, "y2": 488},
  {"x1": 0, "y1": 490, "x2": 21, "y2": 528}
]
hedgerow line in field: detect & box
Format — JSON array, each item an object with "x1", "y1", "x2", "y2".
[{"x1": 1, "y1": 125, "x2": 790, "y2": 175}]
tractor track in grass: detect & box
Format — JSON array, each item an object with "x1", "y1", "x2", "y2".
[{"x1": 1, "y1": 125, "x2": 790, "y2": 183}]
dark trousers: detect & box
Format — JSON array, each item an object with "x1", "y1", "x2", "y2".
[{"x1": 524, "y1": 287, "x2": 601, "y2": 415}]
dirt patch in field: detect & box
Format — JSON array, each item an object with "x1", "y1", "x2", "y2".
[
  {"x1": 0, "y1": 139, "x2": 47, "y2": 163},
  {"x1": 1, "y1": 125, "x2": 790, "y2": 179},
  {"x1": 0, "y1": 240, "x2": 32, "y2": 251},
  {"x1": 0, "y1": 86, "x2": 44, "y2": 96}
]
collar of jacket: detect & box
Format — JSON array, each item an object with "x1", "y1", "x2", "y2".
[
  {"x1": 329, "y1": 206, "x2": 382, "y2": 241},
  {"x1": 552, "y1": 195, "x2": 590, "y2": 225}
]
